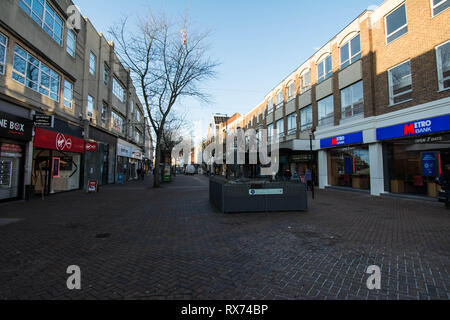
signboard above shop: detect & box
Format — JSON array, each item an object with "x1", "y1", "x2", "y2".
[
  {"x1": 0, "y1": 111, "x2": 33, "y2": 141},
  {"x1": 34, "y1": 114, "x2": 54, "y2": 128},
  {"x1": 34, "y1": 128, "x2": 86, "y2": 153},
  {"x1": 117, "y1": 139, "x2": 143, "y2": 160},
  {"x1": 376, "y1": 114, "x2": 450, "y2": 141},
  {"x1": 320, "y1": 131, "x2": 363, "y2": 149}
]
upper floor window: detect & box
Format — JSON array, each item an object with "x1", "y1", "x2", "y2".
[
  {"x1": 431, "y1": 0, "x2": 449, "y2": 17},
  {"x1": 113, "y1": 78, "x2": 125, "y2": 102},
  {"x1": 267, "y1": 123, "x2": 273, "y2": 142},
  {"x1": 317, "y1": 95, "x2": 334, "y2": 127},
  {"x1": 63, "y1": 80, "x2": 73, "y2": 109},
  {"x1": 101, "y1": 103, "x2": 108, "y2": 124},
  {"x1": 136, "y1": 109, "x2": 142, "y2": 122},
  {"x1": 135, "y1": 130, "x2": 142, "y2": 144},
  {"x1": 340, "y1": 34, "x2": 361, "y2": 69},
  {"x1": 89, "y1": 52, "x2": 96, "y2": 75},
  {"x1": 12, "y1": 44, "x2": 60, "y2": 101},
  {"x1": 103, "y1": 64, "x2": 109, "y2": 86},
  {"x1": 19, "y1": 0, "x2": 63, "y2": 45},
  {"x1": 317, "y1": 55, "x2": 332, "y2": 84},
  {"x1": 0, "y1": 32, "x2": 7, "y2": 75},
  {"x1": 287, "y1": 82, "x2": 296, "y2": 100},
  {"x1": 112, "y1": 111, "x2": 124, "y2": 133},
  {"x1": 300, "y1": 105, "x2": 313, "y2": 131},
  {"x1": 276, "y1": 91, "x2": 283, "y2": 106},
  {"x1": 276, "y1": 119, "x2": 284, "y2": 138},
  {"x1": 341, "y1": 81, "x2": 364, "y2": 119},
  {"x1": 388, "y1": 60, "x2": 412, "y2": 105},
  {"x1": 66, "y1": 29, "x2": 76, "y2": 57},
  {"x1": 87, "y1": 95, "x2": 94, "y2": 118},
  {"x1": 385, "y1": 3, "x2": 408, "y2": 44},
  {"x1": 299, "y1": 69, "x2": 311, "y2": 93},
  {"x1": 436, "y1": 40, "x2": 450, "y2": 91},
  {"x1": 262, "y1": 109, "x2": 265, "y2": 120},
  {"x1": 287, "y1": 112, "x2": 297, "y2": 135},
  {"x1": 267, "y1": 98, "x2": 273, "y2": 113}
]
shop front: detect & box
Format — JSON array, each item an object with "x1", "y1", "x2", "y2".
[
  {"x1": 288, "y1": 152, "x2": 317, "y2": 184},
  {"x1": 32, "y1": 127, "x2": 85, "y2": 195},
  {"x1": 116, "y1": 139, "x2": 143, "y2": 183},
  {"x1": 0, "y1": 111, "x2": 33, "y2": 201},
  {"x1": 377, "y1": 114, "x2": 450, "y2": 198},
  {"x1": 320, "y1": 131, "x2": 370, "y2": 191}
]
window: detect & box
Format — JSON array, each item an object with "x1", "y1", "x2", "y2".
[
  {"x1": 300, "y1": 105, "x2": 313, "y2": 131},
  {"x1": 287, "y1": 82, "x2": 296, "y2": 100},
  {"x1": 103, "y1": 64, "x2": 109, "y2": 86},
  {"x1": 0, "y1": 32, "x2": 7, "y2": 75},
  {"x1": 276, "y1": 119, "x2": 284, "y2": 138},
  {"x1": 300, "y1": 69, "x2": 311, "y2": 93},
  {"x1": 136, "y1": 110, "x2": 142, "y2": 122},
  {"x1": 385, "y1": 3, "x2": 408, "y2": 44},
  {"x1": 101, "y1": 103, "x2": 108, "y2": 124},
  {"x1": 431, "y1": 0, "x2": 449, "y2": 16},
  {"x1": 89, "y1": 52, "x2": 96, "y2": 76},
  {"x1": 436, "y1": 40, "x2": 450, "y2": 91},
  {"x1": 87, "y1": 95, "x2": 94, "y2": 117},
  {"x1": 267, "y1": 123, "x2": 273, "y2": 142},
  {"x1": 341, "y1": 81, "x2": 364, "y2": 119},
  {"x1": 63, "y1": 80, "x2": 73, "y2": 109},
  {"x1": 388, "y1": 60, "x2": 412, "y2": 105},
  {"x1": 317, "y1": 95, "x2": 334, "y2": 127},
  {"x1": 130, "y1": 99, "x2": 134, "y2": 115},
  {"x1": 66, "y1": 29, "x2": 76, "y2": 57},
  {"x1": 267, "y1": 99, "x2": 273, "y2": 113},
  {"x1": 112, "y1": 111, "x2": 124, "y2": 133},
  {"x1": 276, "y1": 91, "x2": 283, "y2": 107},
  {"x1": 340, "y1": 34, "x2": 361, "y2": 69},
  {"x1": 317, "y1": 55, "x2": 332, "y2": 83},
  {"x1": 19, "y1": 0, "x2": 63, "y2": 45},
  {"x1": 287, "y1": 112, "x2": 297, "y2": 135},
  {"x1": 12, "y1": 44, "x2": 60, "y2": 101},
  {"x1": 136, "y1": 130, "x2": 142, "y2": 144},
  {"x1": 113, "y1": 78, "x2": 125, "y2": 102}
]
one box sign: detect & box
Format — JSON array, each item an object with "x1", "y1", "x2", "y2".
[
  {"x1": 249, "y1": 188, "x2": 284, "y2": 195},
  {"x1": 87, "y1": 180, "x2": 98, "y2": 193}
]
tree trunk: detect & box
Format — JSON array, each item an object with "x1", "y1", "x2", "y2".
[{"x1": 153, "y1": 139, "x2": 162, "y2": 188}]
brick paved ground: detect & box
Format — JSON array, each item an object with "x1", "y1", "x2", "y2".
[{"x1": 0, "y1": 174, "x2": 449, "y2": 300}]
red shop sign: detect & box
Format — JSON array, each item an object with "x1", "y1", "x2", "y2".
[
  {"x1": 34, "y1": 128, "x2": 85, "y2": 153},
  {"x1": 85, "y1": 141, "x2": 98, "y2": 152}
]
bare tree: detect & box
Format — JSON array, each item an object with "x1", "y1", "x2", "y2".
[{"x1": 109, "y1": 13, "x2": 218, "y2": 187}]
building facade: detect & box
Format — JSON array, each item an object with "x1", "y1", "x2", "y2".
[{"x1": 0, "y1": 0, "x2": 151, "y2": 201}]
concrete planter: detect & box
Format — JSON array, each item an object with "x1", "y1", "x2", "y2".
[{"x1": 209, "y1": 177, "x2": 308, "y2": 213}]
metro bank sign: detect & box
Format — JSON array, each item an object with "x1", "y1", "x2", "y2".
[
  {"x1": 320, "y1": 131, "x2": 363, "y2": 149},
  {"x1": 376, "y1": 114, "x2": 450, "y2": 141}
]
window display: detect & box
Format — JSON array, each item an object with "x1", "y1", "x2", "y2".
[{"x1": 329, "y1": 146, "x2": 370, "y2": 190}]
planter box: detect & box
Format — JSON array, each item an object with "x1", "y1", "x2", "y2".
[{"x1": 209, "y1": 177, "x2": 308, "y2": 213}]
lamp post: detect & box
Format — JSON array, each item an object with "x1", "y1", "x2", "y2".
[{"x1": 309, "y1": 130, "x2": 315, "y2": 200}]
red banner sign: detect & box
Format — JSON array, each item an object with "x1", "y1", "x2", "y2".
[
  {"x1": 85, "y1": 141, "x2": 98, "y2": 152},
  {"x1": 34, "y1": 128, "x2": 85, "y2": 153}
]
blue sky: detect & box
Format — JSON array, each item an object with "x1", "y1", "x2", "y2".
[{"x1": 74, "y1": 0, "x2": 383, "y2": 137}]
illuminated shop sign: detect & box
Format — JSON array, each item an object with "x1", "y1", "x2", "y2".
[
  {"x1": 320, "y1": 131, "x2": 363, "y2": 148},
  {"x1": 376, "y1": 114, "x2": 450, "y2": 141}
]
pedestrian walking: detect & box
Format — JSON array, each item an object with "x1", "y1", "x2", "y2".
[
  {"x1": 305, "y1": 168, "x2": 313, "y2": 191},
  {"x1": 140, "y1": 167, "x2": 145, "y2": 181}
]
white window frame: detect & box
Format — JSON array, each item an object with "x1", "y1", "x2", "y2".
[
  {"x1": 317, "y1": 95, "x2": 334, "y2": 127},
  {"x1": 0, "y1": 32, "x2": 7, "y2": 75},
  {"x1": 300, "y1": 105, "x2": 313, "y2": 131},
  {"x1": 431, "y1": 0, "x2": 449, "y2": 17},
  {"x1": 19, "y1": 0, "x2": 64, "y2": 45},
  {"x1": 299, "y1": 69, "x2": 311, "y2": 93},
  {"x1": 385, "y1": 3, "x2": 408, "y2": 45},
  {"x1": 267, "y1": 123, "x2": 273, "y2": 143},
  {"x1": 388, "y1": 60, "x2": 413, "y2": 106},
  {"x1": 12, "y1": 44, "x2": 60, "y2": 102},
  {"x1": 63, "y1": 80, "x2": 73, "y2": 109},
  {"x1": 276, "y1": 119, "x2": 284, "y2": 138},
  {"x1": 267, "y1": 99, "x2": 273, "y2": 113},
  {"x1": 275, "y1": 91, "x2": 283, "y2": 107},
  {"x1": 317, "y1": 55, "x2": 332, "y2": 84},
  {"x1": 287, "y1": 112, "x2": 297, "y2": 135},
  {"x1": 112, "y1": 77, "x2": 125, "y2": 102},
  {"x1": 89, "y1": 52, "x2": 96, "y2": 76},
  {"x1": 101, "y1": 103, "x2": 108, "y2": 124},
  {"x1": 87, "y1": 95, "x2": 94, "y2": 118},
  {"x1": 286, "y1": 82, "x2": 296, "y2": 101},
  {"x1": 340, "y1": 81, "x2": 364, "y2": 119},
  {"x1": 436, "y1": 40, "x2": 450, "y2": 91},
  {"x1": 340, "y1": 33, "x2": 361, "y2": 69},
  {"x1": 66, "y1": 29, "x2": 76, "y2": 57}
]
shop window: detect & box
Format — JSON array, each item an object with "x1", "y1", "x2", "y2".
[
  {"x1": 329, "y1": 146, "x2": 370, "y2": 190},
  {"x1": 0, "y1": 32, "x2": 7, "y2": 75},
  {"x1": 436, "y1": 40, "x2": 450, "y2": 91},
  {"x1": 388, "y1": 60, "x2": 412, "y2": 105},
  {"x1": 87, "y1": 95, "x2": 94, "y2": 118},
  {"x1": 300, "y1": 69, "x2": 311, "y2": 93},
  {"x1": 66, "y1": 29, "x2": 76, "y2": 57},
  {"x1": 340, "y1": 34, "x2": 361, "y2": 69},
  {"x1": 276, "y1": 119, "x2": 284, "y2": 138},
  {"x1": 385, "y1": 3, "x2": 408, "y2": 44},
  {"x1": 300, "y1": 105, "x2": 313, "y2": 131},
  {"x1": 63, "y1": 80, "x2": 73, "y2": 109},
  {"x1": 89, "y1": 52, "x2": 96, "y2": 76},
  {"x1": 317, "y1": 95, "x2": 334, "y2": 127},
  {"x1": 317, "y1": 55, "x2": 332, "y2": 84},
  {"x1": 431, "y1": 0, "x2": 449, "y2": 17},
  {"x1": 341, "y1": 81, "x2": 364, "y2": 119},
  {"x1": 19, "y1": 0, "x2": 63, "y2": 45},
  {"x1": 12, "y1": 44, "x2": 60, "y2": 101},
  {"x1": 287, "y1": 113, "x2": 297, "y2": 135}
]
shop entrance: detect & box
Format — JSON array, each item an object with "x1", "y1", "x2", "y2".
[
  {"x1": 0, "y1": 140, "x2": 25, "y2": 201},
  {"x1": 328, "y1": 146, "x2": 370, "y2": 190}
]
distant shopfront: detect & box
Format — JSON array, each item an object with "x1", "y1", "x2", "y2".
[
  {"x1": 377, "y1": 114, "x2": 450, "y2": 198},
  {"x1": 32, "y1": 123, "x2": 85, "y2": 196},
  {"x1": 116, "y1": 138, "x2": 143, "y2": 182},
  {"x1": 0, "y1": 111, "x2": 33, "y2": 201},
  {"x1": 320, "y1": 131, "x2": 370, "y2": 191}
]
